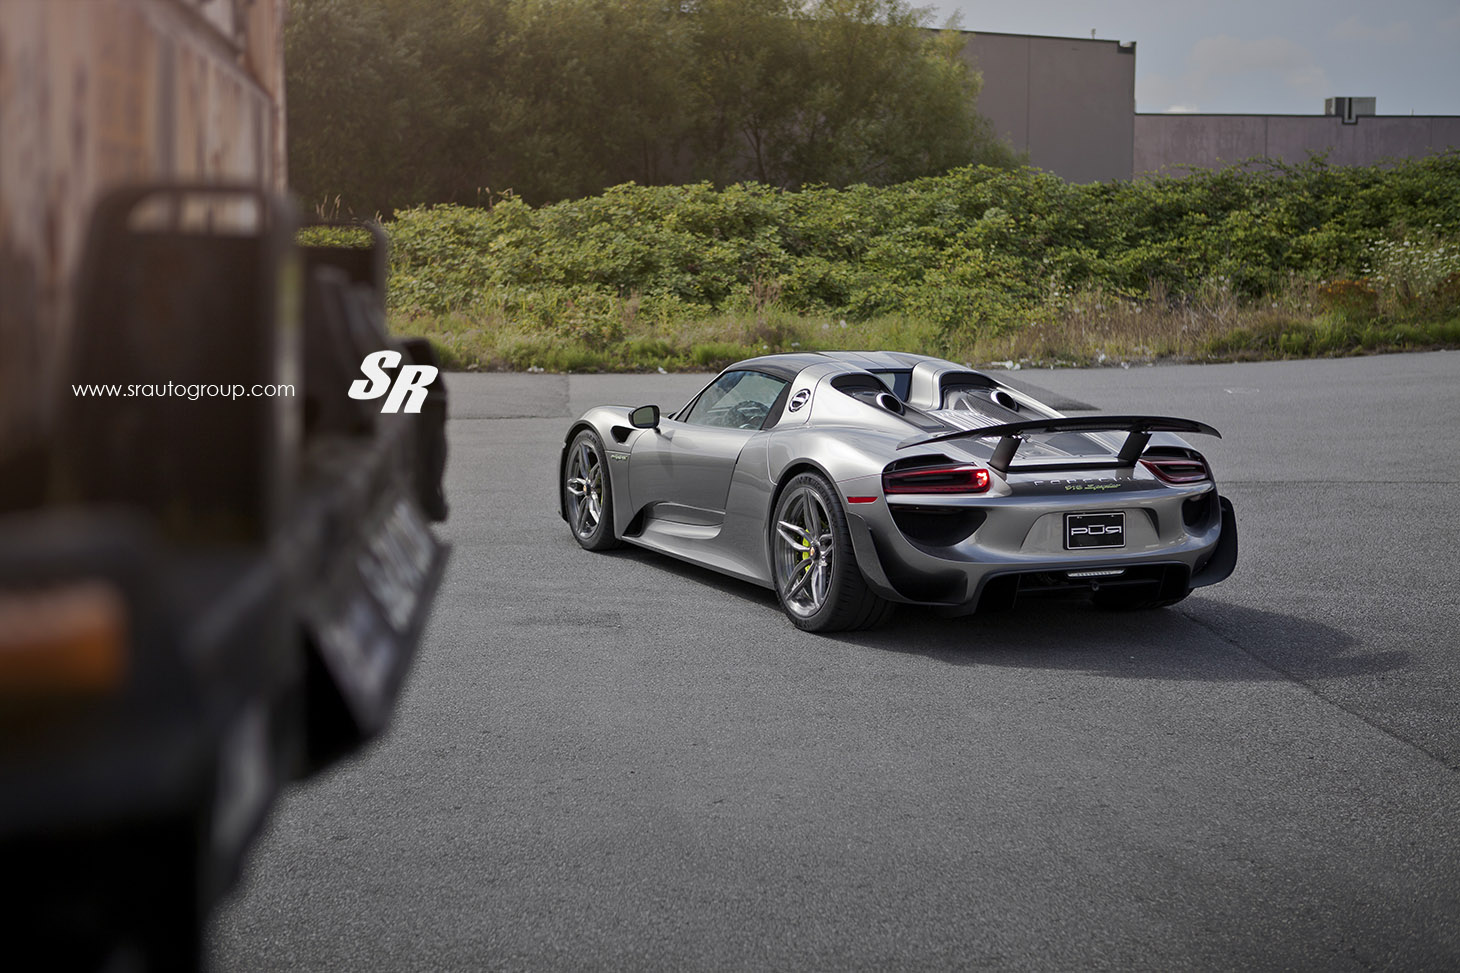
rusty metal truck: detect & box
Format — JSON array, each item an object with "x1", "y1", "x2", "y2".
[{"x1": 1, "y1": 2, "x2": 448, "y2": 968}]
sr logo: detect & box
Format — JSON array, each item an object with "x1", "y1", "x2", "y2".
[
  {"x1": 1070, "y1": 524, "x2": 1123, "y2": 536},
  {"x1": 349, "y1": 350, "x2": 439, "y2": 414},
  {"x1": 787, "y1": 388, "x2": 811, "y2": 412}
]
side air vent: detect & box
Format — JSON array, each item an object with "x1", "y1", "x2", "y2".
[
  {"x1": 1182, "y1": 491, "x2": 1218, "y2": 529},
  {"x1": 891, "y1": 505, "x2": 987, "y2": 548}
]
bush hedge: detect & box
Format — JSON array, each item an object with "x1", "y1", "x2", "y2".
[{"x1": 382, "y1": 155, "x2": 1460, "y2": 368}]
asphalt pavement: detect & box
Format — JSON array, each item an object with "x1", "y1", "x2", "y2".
[{"x1": 210, "y1": 351, "x2": 1460, "y2": 971}]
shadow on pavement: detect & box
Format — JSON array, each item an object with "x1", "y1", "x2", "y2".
[
  {"x1": 832, "y1": 600, "x2": 1407, "y2": 684},
  {"x1": 598, "y1": 545, "x2": 1404, "y2": 685}
]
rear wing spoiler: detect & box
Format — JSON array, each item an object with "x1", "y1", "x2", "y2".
[{"x1": 897, "y1": 415, "x2": 1222, "y2": 475}]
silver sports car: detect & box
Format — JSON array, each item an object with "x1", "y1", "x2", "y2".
[{"x1": 560, "y1": 351, "x2": 1237, "y2": 631}]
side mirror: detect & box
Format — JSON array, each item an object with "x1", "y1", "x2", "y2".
[{"x1": 629, "y1": 404, "x2": 660, "y2": 429}]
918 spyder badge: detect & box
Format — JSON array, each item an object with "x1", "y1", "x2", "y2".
[
  {"x1": 1065, "y1": 512, "x2": 1126, "y2": 549},
  {"x1": 788, "y1": 389, "x2": 811, "y2": 412}
]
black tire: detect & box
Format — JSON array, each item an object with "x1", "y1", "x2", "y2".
[
  {"x1": 563, "y1": 429, "x2": 620, "y2": 551},
  {"x1": 770, "y1": 472, "x2": 893, "y2": 632}
]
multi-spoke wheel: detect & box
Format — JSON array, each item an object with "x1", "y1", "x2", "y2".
[
  {"x1": 774, "y1": 486, "x2": 835, "y2": 619},
  {"x1": 770, "y1": 472, "x2": 892, "y2": 632},
  {"x1": 563, "y1": 429, "x2": 619, "y2": 551}
]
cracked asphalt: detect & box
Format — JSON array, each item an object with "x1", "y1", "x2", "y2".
[{"x1": 211, "y1": 351, "x2": 1460, "y2": 971}]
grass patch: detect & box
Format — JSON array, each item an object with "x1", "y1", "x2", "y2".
[
  {"x1": 392, "y1": 307, "x2": 956, "y2": 371},
  {"x1": 1196, "y1": 315, "x2": 1460, "y2": 361},
  {"x1": 397, "y1": 303, "x2": 1460, "y2": 372}
]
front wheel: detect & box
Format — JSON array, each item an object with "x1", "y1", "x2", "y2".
[
  {"x1": 563, "y1": 430, "x2": 620, "y2": 551},
  {"x1": 771, "y1": 473, "x2": 892, "y2": 632}
]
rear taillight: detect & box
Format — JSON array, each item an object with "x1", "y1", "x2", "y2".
[
  {"x1": 1140, "y1": 455, "x2": 1210, "y2": 484},
  {"x1": 882, "y1": 464, "x2": 991, "y2": 495}
]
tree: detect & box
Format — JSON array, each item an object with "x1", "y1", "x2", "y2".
[{"x1": 285, "y1": 0, "x2": 1015, "y2": 212}]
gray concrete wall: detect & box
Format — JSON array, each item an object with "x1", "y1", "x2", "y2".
[
  {"x1": 1135, "y1": 114, "x2": 1460, "y2": 176},
  {"x1": 955, "y1": 31, "x2": 1135, "y2": 184}
]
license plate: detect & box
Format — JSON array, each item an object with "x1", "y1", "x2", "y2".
[{"x1": 1065, "y1": 511, "x2": 1126, "y2": 549}]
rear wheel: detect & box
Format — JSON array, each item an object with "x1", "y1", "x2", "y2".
[
  {"x1": 563, "y1": 430, "x2": 620, "y2": 551},
  {"x1": 771, "y1": 473, "x2": 892, "y2": 632}
]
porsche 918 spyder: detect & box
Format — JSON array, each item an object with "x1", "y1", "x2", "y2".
[{"x1": 559, "y1": 352, "x2": 1237, "y2": 632}]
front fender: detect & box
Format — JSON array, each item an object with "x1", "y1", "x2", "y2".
[{"x1": 558, "y1": 407, "x2": 648, "y2": 533}]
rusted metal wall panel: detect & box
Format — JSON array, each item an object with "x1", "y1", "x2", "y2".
[
  {"x1": 0, "y1": 0, "x2": 286, "y2": 457},
  {"x1": 1, "y1": 0, "x2": 58, "y2": 458}
]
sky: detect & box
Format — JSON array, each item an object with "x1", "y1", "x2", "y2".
[{"x1": 933, "y1": 0, "x2": 1460, "y2": 116}]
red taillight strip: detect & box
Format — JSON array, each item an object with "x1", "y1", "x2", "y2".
[
  {"x1": 846, "y1": 496, "x2": 879, "y2": 504},
  {"x1": 1140, "y1": 457, "x2": 1211, "y2": 484},
  {"x1": 882, "y1": 464, "x2": 991, "y2": 495}
]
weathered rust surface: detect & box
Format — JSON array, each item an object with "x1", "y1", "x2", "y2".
[{"x1": 0, "y1": 0, "x2": 286, "y2": 457}]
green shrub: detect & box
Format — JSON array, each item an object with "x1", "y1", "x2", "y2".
[
  {"x1": 1363, "y1": 230, "x2": 1460, "y2": 318},
  {"x1": 380, "y1": 154, "x2": 1460, "y2": 370}
]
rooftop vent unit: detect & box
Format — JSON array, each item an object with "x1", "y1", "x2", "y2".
[{"x1": 1325, "y1": 97, "x2": 1376, "y2": 124}]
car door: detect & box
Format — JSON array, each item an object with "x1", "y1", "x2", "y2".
[{"x1": 629, "y1": 370, "x2": 787, "y2": 525}]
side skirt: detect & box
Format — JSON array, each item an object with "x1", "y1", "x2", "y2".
[{"x1": 621, "y1": 530, "x2": 772, "y2": 590}]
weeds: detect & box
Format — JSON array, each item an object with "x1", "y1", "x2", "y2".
[
  {"x1": 397, "y1": 279, "x2": 1460, "y2": 372},
  {"x1": 378, "y1": 156, "x2": 1460, "y2": 371}
]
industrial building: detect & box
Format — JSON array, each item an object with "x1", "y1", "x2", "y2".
[{"x1": 953, "y1": 29, "x2": 1460, "y2": 182}]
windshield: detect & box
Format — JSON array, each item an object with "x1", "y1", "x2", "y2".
[{"x1": 682, "y1": 370, "x2": 789, "y2": 429}]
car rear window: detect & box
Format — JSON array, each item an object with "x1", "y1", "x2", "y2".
[{"x1": 870, "y1": 369, "x2": 912, "y2": 400}]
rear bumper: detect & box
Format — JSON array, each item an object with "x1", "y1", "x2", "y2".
[{"x1": 846, "y1": 489, "x2": 1237, "y2": 611}]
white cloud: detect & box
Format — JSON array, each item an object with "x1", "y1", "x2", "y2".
[
  {"x1": 1135, "y1": 73, "x2": 1193, "y2": 113},
  {"x1": 1329, "y1": 16, "x2": 1413, "y2": 44}
]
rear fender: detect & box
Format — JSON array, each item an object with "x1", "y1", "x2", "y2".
[
  {"x1": 766, "y1": 427, "x2": 898, "y2": 489},
  {"x1": 1190, "y1": 496, "x2": 1238, "y2": 588},
  {"x1": 764, "y1": 432, "x2": 896, "y2": 593}
]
